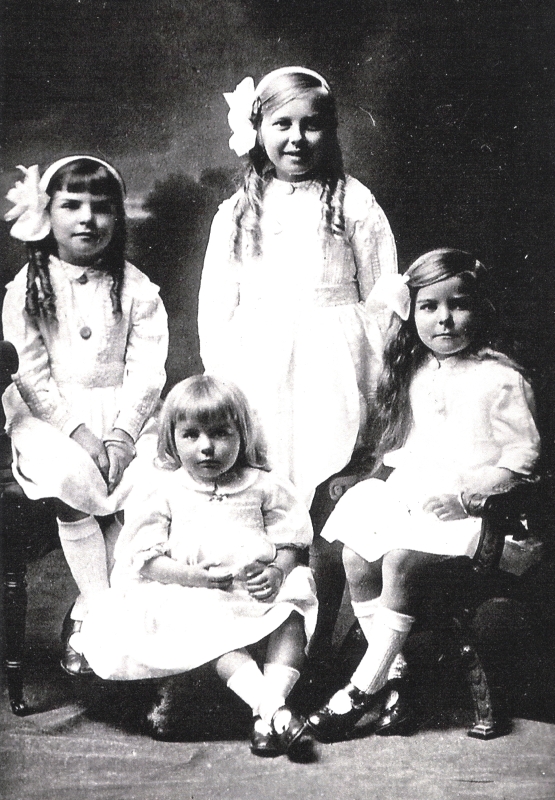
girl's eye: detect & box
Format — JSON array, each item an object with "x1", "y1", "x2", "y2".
[
  {"x1": 212, "y1": 427, "x2": 232, "y2": 438},
  {"x1": 451, "y1": 299, "x2": 472, "y2": 311},
  {"x1": 418, "y1": 302, "x2": 436, "y2": 312},
  {"x1": 180, "y1": 429, "x2": 198, "y2": 439},
  {"x1": 273, "y1": 119, "x2": 290, "y2": 129},
  {"x1": 92, "y1": 201, "x2": 114, "y2": 214},
  {"x1": 305, "y1": 118, "x2": 324, "y2": 131},
  {"x1": 61, "y1": 201, "x2": 81, "y2": 210}
]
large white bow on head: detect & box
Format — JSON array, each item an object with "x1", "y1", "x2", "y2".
[
  {"x1": 223, "y1": 77, "x2": 258, "y2": 157},
  {"x1": 366, "y1": 273, "x2": 411, "y2": 321},
  {"x1": 4, "y1": 165, "x2": 51, "y2": 242}
]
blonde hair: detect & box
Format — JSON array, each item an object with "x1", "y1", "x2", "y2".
[
  {"x1": 231, "y1": 69, "x2": 345, "y2": 260},
  {"x1": 157, "y1": 375, "x2": 269, "y2": 472}
]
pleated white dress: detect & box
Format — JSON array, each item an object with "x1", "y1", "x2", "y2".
[
  {"x1": 198, "y1": 176, "x2": 397, "y2": 505},
  {"x1": 80, "y1": 466, "x2": 318, "y2": 680},
  {"x1": 322, "y1": 355, "x2": 540, "y2": 561},
  {"x1": 2, "y1": 257, "x2": 168, "y2": 516}
]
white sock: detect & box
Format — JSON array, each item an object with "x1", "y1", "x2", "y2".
[
  {"x1": 351, "y1": 607, "x2": 414, "y2": 695},
  {"x1": 387, "y1": 651, "x2": 408, "y2": 681},
  {"x1": 226, "y1": 659, "x2": 266, "y2": 717},
  {"x1": 258, "y1": 663, "x2": 300, "y2": 725},
  {"x1": 57, "y1": 516, "x2": 109, "y2": 648},
  {"x1": 352, "y1": 600, "x2": 408, "y2": 682},
  {"x1": 352, "y1": 597, "x2": 380, "y2": 642}
]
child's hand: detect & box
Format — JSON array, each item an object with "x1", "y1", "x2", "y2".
[
  {"x1": 245, "y1": 563, "x2": 284, "y2": 601},
  {"x1": 194, "y1": 562, "x2": 234, "y2": 590},
  {"x1": 423, "y1": 494, "x2": 468, "y2": 521},
  {"x1": 70, "y1": 424, "x2": 110, "y2": 484}
]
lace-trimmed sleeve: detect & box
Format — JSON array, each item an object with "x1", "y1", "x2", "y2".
[
  {"x1": 491, "y1": 371, "x2": 540, "y2": 476},
  {"x1": 345, "y1": 178, "x2": 398, "y2": 301},
  {"x1": 112, "y1": 482, "x2": 173, "y2": 581},
  {"x1": 261, "y1": 473, "x2": 314, "y2": 549}
]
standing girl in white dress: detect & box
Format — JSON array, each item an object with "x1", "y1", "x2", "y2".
[
  {"x1": 198, "y1": 66, "x2": 397, "y2": 505},
  {"x1": 306, "y1": 248, "x2": 541, "y2": 742},
  {"x1": 80, "y1": 375, "x2": 318, "y2": 758},
  {"x1": 2, "y1": 156, "x2": 168, "y2": 675},
  {"x1": 198, "y1": 66, "x2": 397, "y2": 654}
]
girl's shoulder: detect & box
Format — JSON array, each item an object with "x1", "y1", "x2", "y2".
[
  {"x1": 121, "y1": 261, "x2": 162, "y2": 301},
  {"x1": 254, "y1": 468, "x2": 306, "y2": 502},
  {"x1": 215, "y1": 190, "x2": 243, "y2": 217},
  {"x1": 5, "y1": 263, "x2": 29, "y2": 292},
  {"x1": 470, "y1": 350, "x2": 528, "y2": 381},
  {"x1": 343, "y1": 175, "x2": 382, "y2": 221},
  {"x1": 432, "y1": 351, "x2": 531, "y2": 392}
]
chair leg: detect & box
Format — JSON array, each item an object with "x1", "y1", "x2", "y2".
[
  {"x1": 460, "y1": 642, "x2": 499, "y2": 739},
  {"x1": 4, "y1": 568, "x2": 29, "y2": 715},
  {"x1": 2, "y1": 487, "x2": 31, "y2": 715}
]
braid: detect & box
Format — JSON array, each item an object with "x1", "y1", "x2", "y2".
[
  {"x1": 25, "y1": 244, "x2": 56, "y2": 319},
  {"x1": 109, "y1": 260, "x2": 124, "y2": 314},
  {"x1": 231, "y1": 163, "x2": 266, "y2": 260},
  {"x1": 320, "y1": 173, "x2": 346, "y2": 238}
]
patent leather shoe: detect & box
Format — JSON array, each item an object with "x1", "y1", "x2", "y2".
[
  {"x1": 374, "y1": 679, "x2": 417, "y2": 736},
  {"x1": 271, "y1": 706, "x2": 314, "y2": 758},
  {"x1": 60, "y1": 609, "x2": 93, "y2": 676},
  {"x1": 250, "y1": 716, "x2": 281, "y2": 757},
  {"x1": 307, "y1": 683, "x2": 376, "y2": 743}
]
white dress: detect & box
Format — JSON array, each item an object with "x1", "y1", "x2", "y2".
[
  {"x1": 1, "y1": 257, "x2": 168, "y2": 516},
  {"x1": 198, "y1": 175, "x2": 397, "y2": 504},
  {"x1": 322, "y1": 355, "x2": 540, "y2": 561},
  {"x1": 80, "y1": 466, "x2": 318, "y2": 680}
]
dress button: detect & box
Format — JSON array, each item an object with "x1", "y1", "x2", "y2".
[
  {"x1": 285, "y1": 184, "x2": 295, "y2": 195},
  {"x1": 76, "y1": 273, "x2": 88, "y2": 284}
]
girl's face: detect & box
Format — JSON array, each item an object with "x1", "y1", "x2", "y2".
[
  {"x1": 174, "y1": 416, "x2": 241, "y2": 483},
  {"x1": 414, "y1": 275, "x2": 476, "y2": 359},
  {"x1": 259, "y1": 89, "x2": 330, "y2": 182},
  {"x1": 49, "y1": 190, "x2": 117, "y2": 266}
]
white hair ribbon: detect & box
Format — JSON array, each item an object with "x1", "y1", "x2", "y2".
[
  {"x1": 223, "y1": 77, "x2": 258, "y2": 157},
  {"x1": 366, "y1": 273, "x2": 411, "y2": 321},
  {"x1": 4, "y1": 165, "x2": 51, "y2": 242},
  {"x1": 223, "y1": 67, "x2": 331, "y2": 157},
  {"x1": 4, "y1": 156, "x2": 125, "y2": 243}
]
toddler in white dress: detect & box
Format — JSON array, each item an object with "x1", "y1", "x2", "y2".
[{"x1": 81, "y1": 375, "x2": 318, "y2": 757}]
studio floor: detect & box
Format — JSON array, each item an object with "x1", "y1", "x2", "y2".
[{"x1": 1, "y1": 549, "x2": 555, "y2": 800}]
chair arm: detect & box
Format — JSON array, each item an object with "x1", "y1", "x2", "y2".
[
  {"x1": 0, "y1": 340, "x2": 19, "y2": 383},
  {"x1": 327, "y1": 464, "x2": 393, "y2": 502},
  {"x1": 328, "y1": 473, "x2": 369, "y2": 502},
  {"x1": 468, "y1": 482, "x2": 537, "y2": 573}
]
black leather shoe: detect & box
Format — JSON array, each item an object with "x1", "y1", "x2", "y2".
[
  {"x1": 250, "y1": 716, "x2": 281, "y2": 757},
  {"x1": 307, "y1": 683, "x2": 376, "y2": 743},
  {"x1": 60, "y1": 609, "x2": 93, "y2": 676},
  {"x1": 374, "y1": 679, "x2": 417, "y2": 736},
  {"x1": 271, "y1": 706, "x2": 313, "y2": 758}
]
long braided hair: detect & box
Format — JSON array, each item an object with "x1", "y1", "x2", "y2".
[
  {"x1": 231, "y1": 71, "x2": 346, "y2": 260},
  {"x1": 367, "y1": 248, "x2": 504, "y2": 472},
  {"x1": 25, "y1": 159, "x2": 126, "y2": 319}
]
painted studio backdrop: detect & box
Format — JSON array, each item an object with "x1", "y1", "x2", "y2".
[{"x1": 2, "y1": 0, "x2": 554, "y2": 456}]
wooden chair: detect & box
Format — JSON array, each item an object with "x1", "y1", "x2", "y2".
[
  {"x1": 1, "y1": 341, "x2": 59, "y2": 715},
  {"x1": 326, "y1": 470, "x2": 544, "y2": 739}
]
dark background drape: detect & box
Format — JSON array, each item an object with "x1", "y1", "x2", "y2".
[{"x1": 1, "y1": 0, "x2": 553, "y2": 461}]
